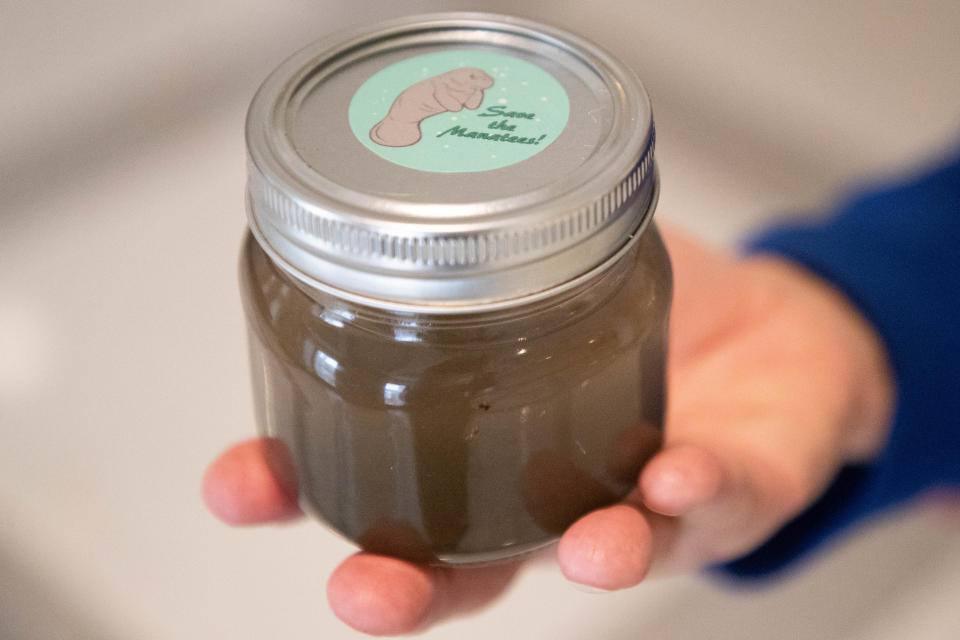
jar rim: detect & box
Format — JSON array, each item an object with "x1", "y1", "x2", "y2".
[{"x1": 249, "y1": 174, "x2": 659, "y2": 315}]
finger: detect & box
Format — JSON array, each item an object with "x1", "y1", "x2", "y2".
[
  {"x1": 556, "y1": 442, "x2": 791, "y2": 583},
  {"x1": 643, "y1": 439, "x2": 812, "y2": 572},
  {"x1": 327, "y1": 553, "x2": 519, "y2": 636},
  {"x1": 640, "y1": 444, "x2": 724, "y2": 516},
  {"x1": 326, "y1": 554, "x2": 433, "y2": 636},
  {"x1": 556, "y1": 504, "x2": 653, "y2": 590},
  {"x1": 554, "y1": 444, "x2": 721, "y2": 589},
  {"x1": 202, "y1": 438, "x2": 301, "y2": 525}
]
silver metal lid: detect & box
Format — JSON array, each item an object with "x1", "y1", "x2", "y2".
[{"x1": 245, "y1": 12, "x2": 656, "y2": 311}]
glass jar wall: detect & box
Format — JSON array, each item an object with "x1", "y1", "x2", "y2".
[{"x1": 240, "y1": 224, "x2": 671, "y2": 565}]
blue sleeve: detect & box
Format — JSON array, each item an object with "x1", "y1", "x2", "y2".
[{"x1": 719, "y1": 151, "x2": 960, "y2": 578}]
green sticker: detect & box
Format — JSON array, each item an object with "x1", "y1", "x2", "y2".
[{"x1": 348, "y1": 50, "x2": 570, "y2": 173}]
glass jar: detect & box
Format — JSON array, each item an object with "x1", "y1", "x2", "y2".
[{"x1": 240, "y1": 13, "x2": 670, "y2": 565}]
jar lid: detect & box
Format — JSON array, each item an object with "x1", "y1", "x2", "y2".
[{"x1": 246, "y1": 12, "x2": 656, "y2": 311}]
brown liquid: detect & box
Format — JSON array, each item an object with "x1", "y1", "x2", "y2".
[{"x1": 240, "y1": 226, "x2": 671, "y2": 565}]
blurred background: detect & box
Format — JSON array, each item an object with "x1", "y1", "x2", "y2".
[{"x1": 2, "y1": 1, "x2": 959, "y2": 638}]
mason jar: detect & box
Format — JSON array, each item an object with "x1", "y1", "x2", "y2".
[{"x1": 240, "y1": 13, "x2": 671, "y2": 565}]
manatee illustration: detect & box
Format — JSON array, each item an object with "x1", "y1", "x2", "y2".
[{"x1": 370, "y1": 67, "x2": 495, "y2": 147}]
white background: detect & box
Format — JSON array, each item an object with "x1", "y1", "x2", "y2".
[{"x1": 2, "y1": 1, "x2": 960, "y2": 638}]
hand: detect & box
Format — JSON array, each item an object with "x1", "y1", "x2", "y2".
[{"x1": 203, "y1": 225, "x2": 893, "y2": 635}]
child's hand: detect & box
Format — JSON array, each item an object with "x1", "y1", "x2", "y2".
[{"x1": 203, "y1": 225, "x2": 893, "y2": 635}]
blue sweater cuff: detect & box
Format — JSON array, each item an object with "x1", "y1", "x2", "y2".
[{"x1": 718, "y1": 153, "x2": 960, "y2": 578}]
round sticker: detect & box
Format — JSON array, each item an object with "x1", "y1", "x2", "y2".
[{"x1": 348, "y1": 50, "x2": 570, "y2": 173}]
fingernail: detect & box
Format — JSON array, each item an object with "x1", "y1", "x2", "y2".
[{"x1": 571, "y1": 582, "x2": 612, "y2": 594}]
